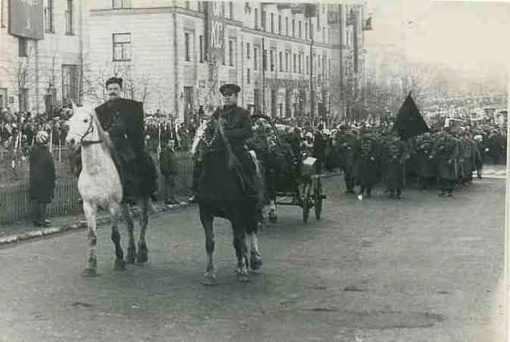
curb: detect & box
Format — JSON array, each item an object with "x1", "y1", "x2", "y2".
[{"x1": 0, "y1": 201, "x2": 193, "y2": 246}]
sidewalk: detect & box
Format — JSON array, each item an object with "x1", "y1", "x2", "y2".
[
  {"x1": 479, "y1": 164, "x2": 507, "y2": 179},
  {"x1": 0, "y1": 198, "x2": 193, "y2": 246}
]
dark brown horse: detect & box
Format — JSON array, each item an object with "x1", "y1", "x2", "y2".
[{"x1": 193, "y1": 118, "x2": 265, "y2": 284}]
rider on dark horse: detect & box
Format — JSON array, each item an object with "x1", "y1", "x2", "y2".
[
  {"x1": 198, "y1": 83, "x2": 258, "y2": 204},
  {"x1": 197, "y1": 83, "x2": 263, "y2": 283},
  {"x1": 70, "y1": 77, "x2": 157, "y2": 204}
]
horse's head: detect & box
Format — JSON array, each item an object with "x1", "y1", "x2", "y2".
[{"x1": 65, "y1": 102, "x2": 98, "y2": 147}]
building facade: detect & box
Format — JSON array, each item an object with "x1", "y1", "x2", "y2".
[
  {"x1": 87, "y1": 1, "x2": 367, "y2": 123},
  {"x1": 0, "y1": 0, "x2": 88, "y2": 115}
]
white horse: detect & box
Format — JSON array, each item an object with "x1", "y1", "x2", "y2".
[{"x1": 65, "y1": 103, "x2": 150, "y2": 276}]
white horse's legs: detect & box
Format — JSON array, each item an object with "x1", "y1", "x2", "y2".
[
  {"x1": 82, "y1": 201, "x2": 98, "y2": 277},
  {"x1": 136, "y1": 197, "x2": 150, "y2": 264},
  {"x1": 122, "y1": 204, "x2": 137, "y2": 264}
]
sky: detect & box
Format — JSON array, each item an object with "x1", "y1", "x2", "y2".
[{"x1": 364, "y1": 0, "x2": 510, "y2": 80}]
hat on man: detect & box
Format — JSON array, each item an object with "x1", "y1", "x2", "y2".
[
  {"x1": 105, "y1": 77, "x2": 123, "y2": 88},
  {"x1": 219, "y1": 83, "x2": 241, "y2": 95}
]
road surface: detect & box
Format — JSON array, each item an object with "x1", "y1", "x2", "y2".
[{"x1": 0, "y1": 176, "x2": 505, "y2": 341}]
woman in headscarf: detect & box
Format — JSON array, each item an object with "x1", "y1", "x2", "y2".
[{"x1": 29, "y1": 130, "x2": 56, "y2": 227}]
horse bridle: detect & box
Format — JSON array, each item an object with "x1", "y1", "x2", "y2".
[{"x1": 80, "y1": 114, "x2": 103, "y2": 146}]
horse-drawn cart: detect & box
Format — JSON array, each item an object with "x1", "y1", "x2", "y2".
[{"x1": 249, "y1": 114, "x2": 325, "y2": 223}]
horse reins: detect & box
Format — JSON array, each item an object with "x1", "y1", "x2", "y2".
[{"x1": 81, "y1": 114, "x2": 103, "y2": 146}]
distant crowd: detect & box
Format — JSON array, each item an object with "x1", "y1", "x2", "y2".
[{"x1": 248, "y1": 119, "x2": 506, "y2": 199}]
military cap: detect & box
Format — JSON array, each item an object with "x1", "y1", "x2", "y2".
[
  {"x1": 219, "y1": 83, "x2": 241, "y2": 95},
  {"x1": 105, "y1": 77, "x2": 123, "y2": 88}
]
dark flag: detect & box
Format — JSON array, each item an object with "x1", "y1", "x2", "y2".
[
  {"x1": 363, "y1": 17, "x2": 373, "y2": 31},
  {"x1": 393, "y1": 92, "x2": 429, "y2": 140}
]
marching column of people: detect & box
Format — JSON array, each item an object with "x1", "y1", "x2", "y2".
[{"x1": 326, "y1": 124, "x2": 489, "y2": 198}]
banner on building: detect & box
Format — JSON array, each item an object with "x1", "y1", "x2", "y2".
[
  {"x1": 9, "y1": 0, "x2": 44, "y2": 40},
  {"x1": 206, "y1": 1, "x2": 225, "y2": 64}
]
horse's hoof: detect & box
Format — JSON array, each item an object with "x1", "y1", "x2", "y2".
[
  {"x1": 81, "y1": 267, "x2": 97, "y2": 277},
  {"x1": 114, "y1": 258, "x2": 126, "y2": 271},
  {"x1": 202, "y1": 271, "x2": 218, "y2": 286},
  {"x1": 137, "y1": 244, "x2": 148, "y2": 264},
  {"x1": 126, "y1": 248, "x2": 136, "y2": 264},
  {"x1": 136, "y1": 250, "x2": 148, "y2": 264},
  {"x1": 237, "y1": 273, "x2": 249, "y2": 283},
  {"x1": 250, "y1": 253, "x2": 263, "y2": 271}
]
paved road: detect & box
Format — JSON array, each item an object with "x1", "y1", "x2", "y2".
[{"x1": 0, "y1": 176, "x2": 504, "y2": 342}]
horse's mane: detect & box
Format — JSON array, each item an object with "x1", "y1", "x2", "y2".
[{"x1": 191, "y1": 120, "x2": 209, "y2": 155}]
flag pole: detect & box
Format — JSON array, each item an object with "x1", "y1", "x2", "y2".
[{"x1": 157, "y1": 118, "x2": 162, "y2": 155}]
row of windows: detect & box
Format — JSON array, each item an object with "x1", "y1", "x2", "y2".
[
  {"x1": 254, "y1": 9, "x2": 330, "y2": 43},
  {"x1": 113, "y1": 32, "x2": 331, "y2": 78}
]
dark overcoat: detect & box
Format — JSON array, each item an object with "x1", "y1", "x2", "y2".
[
  {"x1": 353, "y1": 135, "x2": 379, "y2": 187},
  {"x1": 29, "y1": 143, "x2": 56, "y2": 203},
  {"x1": 434, "y1": 135, "x2": 459, "y2": 181},
  {"x1": 198, "y1": 105, "x2": 256, "y2": 203},
  {"x1": 415, "y1": 136, "x2": 437, "y2": 179},
  {"x1": 95, "y1": 98, "x2": 157, "y2": 199},
  {"x1": 95, "y1": 98, "x2": 145, "y2": 161},
  {"x1": 159, "y1": 147, "x2": 178, "y2": 177},
  {"x1": 383, "y1": 138, "x2": 407, "y2": 190}
]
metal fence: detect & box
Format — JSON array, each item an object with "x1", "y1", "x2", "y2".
[{"x1": 0, "y1": 151, "x2": 194, "y2": 226}]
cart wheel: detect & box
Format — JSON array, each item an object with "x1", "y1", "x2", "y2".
[
  {"x1": 302, "y1": 199, "x2": 310, "y2": 223},
  {"x1": 314, "y1": 178, "x2": 323, "y2": 220}
]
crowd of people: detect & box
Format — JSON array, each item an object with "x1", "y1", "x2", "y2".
[
  {"x1": 255, "y1": 119, "x2": 507, "y2": 200},
  {"x1": 1, "y1": 100, "x2": 507, "y2": 227}
]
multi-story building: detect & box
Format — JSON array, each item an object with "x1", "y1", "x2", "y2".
[
  {"x1": 86, "y1": 1, "x2": 367, "y2": 123},
  {"x1": 0, "y1": 0, "x2": 89, "y2": 114}
]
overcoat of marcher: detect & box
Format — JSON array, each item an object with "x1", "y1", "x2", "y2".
[
  {"x1": 335, "y1": 128, "x2": 357, "y2": 193},
  {"x1": 354, "y1": 134, "x2": 380, "y2": 196},
  {"x1": 414, "y1": 133, "x2": 437, "y2": 188},
  {"x1": 29, "y1": 136, "x2": 56, "y2": 203},
  {"x1": 434, "y1": 133, "x2": 459, "y2": 181},
  {"x1": 382, "y1": 135, "x2": 407, "y2": 195}
]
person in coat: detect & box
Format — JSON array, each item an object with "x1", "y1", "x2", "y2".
[
  {"x1": 335, "y1": 126, "x2": 357, "y2": 194},
  {"x1": 313, "y1": 123, "x2": 327, "y2": 174},
  {"x1": 382, "y1": 134, "x2": 408, "y2": 199},
  {"x1": 354, "y1": 133, "x2": 379, "y2": 199},
  {"x1": 433, "y1": 132, "x2": 459, "y2": 197},
  {"x1": 414, "y1": 133, "x2": 437, "y2": 190},
  {"x1": 159, "y1": 139, "x2": 179, "y2": 205},
  {"x1": 207, "y1": 83, "x2": 257, "y2": 201},
  {"x1": 94, "y1": 76, "x2": 158, "y2": 204},
  {"x1": 29, "y1": 131, "x2": 56, "y2": 227}
]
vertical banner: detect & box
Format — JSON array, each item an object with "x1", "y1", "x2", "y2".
[
  {"x1": 206, "y1": 1, "x2": 225, "y2": 64},
  {"x1": 9, "y1": 0, "x2": 44, "y2": 40}
]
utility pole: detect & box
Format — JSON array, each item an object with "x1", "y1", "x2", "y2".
[
  {"x1": 309, "y1": 16, "x2": 314, "y2": 124},
  {"x1": 172, "y1": 0, "x2": 179, "y2": 118},
  {"x1": 262, "y1": 37, "x2": 265, "y2": 114},
  {"x1": 78, "y1": 0, "x2": 84, "y2": 105}
]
